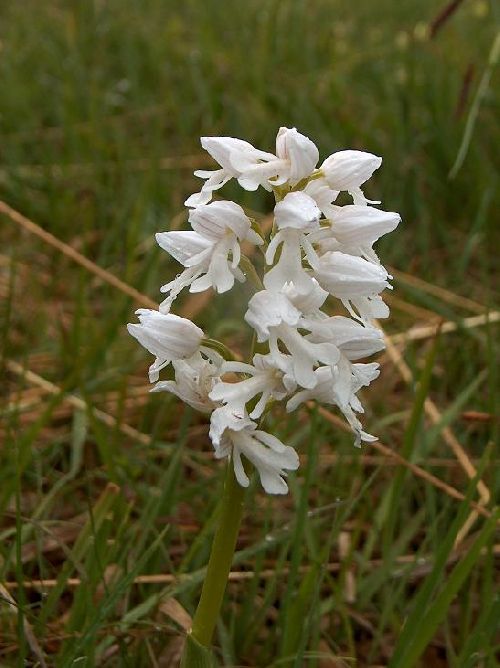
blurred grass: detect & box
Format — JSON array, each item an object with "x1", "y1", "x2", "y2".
[{"x1": 0, "y1": 0, "x2": 498, "y2": 666}]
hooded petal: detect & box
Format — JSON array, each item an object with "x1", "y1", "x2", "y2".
[
  {"x1": 314, "y1": 251, "x2": 391, "y2": 299},
  {"x1": 321, "y1": 150, "x2": 382, "y2": 191},
  {"x1": 306, "y1": 315, "x2": 385, "y2": 359},
  {"x1": 329, "y1": 205, "x2": 400, "y2": 246},
  {"x1": 304, "y1": 177, "x2": 340, "y2": 218},
  {"x1": 189, "y1": 200, "x2": 252, "y2": 241},
  {"x1": 201, "y1": 136, "x2": 263, "y2": 174},
  {"x1": 275, "y1": 126, "x2": 319, "y2": 184},
  {"x1": 127, "y1": 310, "x2": 204, "y2": 381},
  {"x1": 274, "y1": 192, "x2": 321, "y2": 231},
  {"x1": 245, "y1": 290, "x2": 301, "y2": 341}
]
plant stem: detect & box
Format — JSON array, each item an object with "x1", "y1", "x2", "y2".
[{"x1": 190, "y1": 461, "x2": 246, "y2": 647}]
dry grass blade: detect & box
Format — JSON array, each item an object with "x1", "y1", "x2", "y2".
[
  {"x1": 5, "y1": 360, "x2": 213, "y2": 477},
  {"x1": 381, "y1": 330, "x2": 492, "y2": 545},
  {"x1": 389, "y1": 265, "x2": 486, "y2": 313},
  {"x1": 388, "y1": 311, "x2": 500, "y2": 345},
  {"x1": 0, "y1": 583, "x2": 47, "y2": 667},
  {"x1": 159, "y1": 598, "x2": 192, "y2": 631},
  {"x1": 4, "y1": 545, "x2": 498, "y2": 591},
  {"x1": 1, "y1": 201, "x2": 271, "y2": 322},
  {"x1": 6, "y1": 359, "x2": 153, "y2": 446},
  {"x1": 0, "y1": 200, "x2": 157, "y2": 309},
  {"x1": 382, "y1": 332, "x2": 491, "y2": 501},
  {"x1": 317, "y1": 407, "x2": 493, "y2": 521},
  {"x1": 430, "y1": 0, "x2": 467, "y2": 39}
]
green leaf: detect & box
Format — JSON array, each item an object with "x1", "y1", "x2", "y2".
[{"x1": 389, "y1": 509, "x2": 498, "y2": 668}]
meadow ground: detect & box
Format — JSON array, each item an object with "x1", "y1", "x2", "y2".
[{"x1": 0, "y1": 0, "x2": 499, "y2": 666}]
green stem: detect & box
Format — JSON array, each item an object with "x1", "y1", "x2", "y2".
[{"x1": 190, "y1": 461, "x2": 246, "y2": 647}]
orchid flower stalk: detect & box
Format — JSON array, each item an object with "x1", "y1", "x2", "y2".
[{"x1": 127, "y1": 127, "x2": 400, "y2": 664}]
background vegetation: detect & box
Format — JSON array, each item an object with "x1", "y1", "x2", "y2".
[{"x1": 0, "y1": 0, "x2": 498, "y2": 665}]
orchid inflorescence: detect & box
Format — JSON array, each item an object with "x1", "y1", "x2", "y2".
[{"x1": 128, "y1": 127, "x2": 400, "y2": 495}]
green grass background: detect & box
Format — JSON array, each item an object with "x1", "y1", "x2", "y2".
[{"x1": 0, "y1": 0, "x2": 498, "y2": 666}]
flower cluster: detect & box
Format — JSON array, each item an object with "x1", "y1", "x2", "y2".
[{"x1": 128, "y1": 127, "x2": 400, "y2": 494}]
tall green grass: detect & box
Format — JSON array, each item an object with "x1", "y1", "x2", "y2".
[{"x1": 0, "y1": 0, "x2": 498, "y2": 665}]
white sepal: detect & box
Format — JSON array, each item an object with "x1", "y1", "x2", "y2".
[
  {"x1": 245, "y1": 290, "x2": 301, "y2": 341},
  {"x1": 275, "y1": 127, "x2": 319, "y2": 185},
  {"x1": 314, "y1": 251, "x2": 391, "y2": 299},
  {"x1": 127, "y1": 309, "x2": 204, "y2": 382},
  {"x1": 273, "y1": 192, "x2": 320, "y2": 231},
  {"x1": 320, "y1": 150, "x2": 382, "y2": 192}
]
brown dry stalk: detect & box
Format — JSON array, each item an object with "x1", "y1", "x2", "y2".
[
  {"x1": 381, "y1": 331, "x2": 492, "y2": 545},
  {"x1": 389, "y1": 265, "x2": 486, "y2": 313},
  {"x1": 3, "y1": 200, "x2": 494, "y2": 339},
  {"x1": 430, "y1": 0, "x2": 467, "y2": 39},
  {"x1": 383, "y1": 334, "x2": 491, "y2": 501},
  {"x1": 317, "y1": 407, "x2": 494, "y2": 521},
  {"x1": 389, "y1": 311, "x2": 499, "y2": 345},
  {"x1": 5, "y1": 359, "x2": 152, "y2": 446},
  {"x1": 3, "y1": 545, "x2": 498, "y2": 591},
  {"x1": 0, "y1": 200, "x2": 157, "y2": 309},
  {"x1": 0, "y1": 583, "x2": 47, "y2": 666},
  {"x1": 385, "y1": 293, "x2": 441, "y2": 321},
  {"x1": 0, "y1": 200, "x2": 267, "y2": 320}
]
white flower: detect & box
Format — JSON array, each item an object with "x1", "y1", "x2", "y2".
[
  {"x1": 127, "y1": 309, "x2": 204, "y2": 382},
  {"x1": 128, "y1": 126, "x2": 401, "y2": 491},
  {"x1": 235, "y1": 127, "x2": 319, "y2": 192},
  {"x1": 275, "y1": 127, "x2": 319, "y2": 185},
  {"x1": 309, "y1": 204, "x2": 400, "y2": 263},
  {"x1": 209, "y1": 353, "x2": 296, "y2": 419},
  {"x1": 186, "y1": 128, "x2": 319, "y2": 206},
  {"x1": 281, "y1": 278, "x2": 329, "y2": 317},
  {"x1": 314, "y1": 251, "x2": 391, "y2": 322},
  {"x1": 157, "y1": 200, "x2": 263, "y2": 311},
  {"x1": 245, "y1": 290, "x2": 340, "y2": 389},
  {"x1": 209, "y1": 407, "x2": 299, "y2": 494},
  {"x1": 273, "y1": 191, "x2": 321, "y2": 232},
  {"x1": 185, "y1": 137, "x2": 276, "y2": 207},
  {"x1": 264, "y1": 192, "x2": 321, "y2": 293},
  {"x1": 245, "y1": 289, "x2": 302, "y2": 341},
  {"x1": 151, "y1": 349, "x2": 223, "y2": 413},
  {"x1": 287, "y1": 316, "x2": 383, "y2": 443},
  {"x1": 320, "y1": 150, "x2": 382, "y2": 205},
  {"x1": 286, "y1": 364, "x2": 378, "y2": 447}
]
